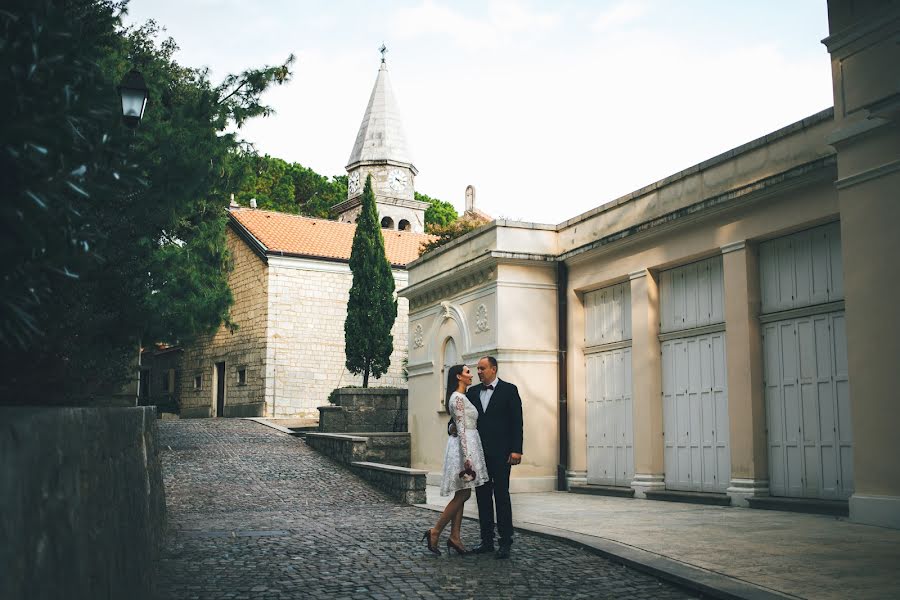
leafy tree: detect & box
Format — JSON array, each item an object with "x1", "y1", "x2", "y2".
[
  {"x1": 420, "y1": 215, "x2": 490, "y2": 255},
  {"x1": 0, "y1": 0, "x2": 293, "y2": 404},
  {"x1": 417, "y1": 192, "x2": 458, "y2": 228},
  {"x1": 229, "y1": 153, "x2": 347, "y2": 219},
  {"x1": 344, "y1": 175, "x2": 397, "y2": 387}
]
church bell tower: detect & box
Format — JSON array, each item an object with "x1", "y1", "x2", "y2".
[{"x1": 331, "y1": 47, "x2": 428, "y2": 233}]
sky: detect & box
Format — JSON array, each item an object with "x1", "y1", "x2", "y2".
[{"x1": 123, "y1": 0, "x2": 834, "y2": 224}]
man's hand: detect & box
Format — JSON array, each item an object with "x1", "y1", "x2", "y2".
[
  {"x1": 507, "y1": 452, "x2": 522, "y2": 465},
  {"x1": 448, "y1": 422, "x2": 458, "y2": 437}
]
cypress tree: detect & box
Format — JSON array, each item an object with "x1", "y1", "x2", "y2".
[{"x1": 345, "y1": 174, "x2": 397, "y2": 387}]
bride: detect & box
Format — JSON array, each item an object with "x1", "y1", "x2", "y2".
[{"x1": 422, "y1": 364, "x2": 488, "y2": 555}]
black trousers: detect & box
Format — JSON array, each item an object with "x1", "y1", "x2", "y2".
[{"x1": 475, "y1": 453, "x2": 513, "y2": 546}]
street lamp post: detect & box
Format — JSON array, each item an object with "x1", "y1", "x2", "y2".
[{"x1": 117, "y1": 69, "x2": 150, "y2": 128}]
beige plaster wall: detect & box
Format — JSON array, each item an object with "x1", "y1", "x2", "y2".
[
  {"x1": 825, "y1": 1, "x2": 900, "y2": 528},
  {"x1": 565, "y1": 177, "x2": 840, "y2": 469},
  {"x1": 406, "y1": 260, "x2": 559, "y2": 491},
  {"x1": 179, "y1": 227, "x2": 269, "y2": 417}
]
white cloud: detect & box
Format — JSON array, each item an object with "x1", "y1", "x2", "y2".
[
  {"x1": 591, "y1": 1, "x2": 650, "y2": 33},
  {"x1": 391, "y1": 0, "x2": 560, "y2": 51}
]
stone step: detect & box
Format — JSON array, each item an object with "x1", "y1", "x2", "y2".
[
  {"x1": 286, "y1": 426, "x2": 319, "y2": 438},
  {"x1": 644, "y1": 489, "x2": 732, "y2": 506},
  {"x1": 747, "y1": 496, "x2": 849, "y2": 517},
  {"x1": 569, "y1": 484, "x2": 635, "y2": 498}
]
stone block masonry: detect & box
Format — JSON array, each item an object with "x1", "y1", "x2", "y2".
[
  {"x1": 266, "y1": 261, "x2": 410, "y2": 418},
  {"x1": 180, "y1": 227, "x2": 269, "y2": 418},
  {"x1": 305, "y1": 432, "x2": 411, "y2": 467},
  {"x1": 350, "y1": 461, "x2": 428, "y2": 504},
  {"x1": 318, "y1": 387, "x2": 408, "y2": 433},
  {"x1": 0, "y1": 407, "x2": 166, "y2": 600}
]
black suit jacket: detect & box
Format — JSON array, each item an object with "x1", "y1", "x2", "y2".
[{"x1": 466, "y1": 380, "x2": 523, "y2": 459}]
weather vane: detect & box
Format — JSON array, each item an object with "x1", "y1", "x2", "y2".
[{"x1": 379, "y1": 43, "x2": 388, "y2": 63}]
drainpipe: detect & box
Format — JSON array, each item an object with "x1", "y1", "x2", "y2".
[{"x1": 556, "y1": 260, "x2": 569, "y2": 491}]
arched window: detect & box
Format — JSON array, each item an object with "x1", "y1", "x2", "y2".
[
  {"x1": 440, "y1": 337, "x2": 459, "y2": 411},
  {"x1": 398, "y1": 219, "x2": 411, "y2": 231},
  {"x1": 381, "y1": 216, "x2": 394, "y2": 229}
]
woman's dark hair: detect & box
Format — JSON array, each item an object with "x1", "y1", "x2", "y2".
[{"x1": 445, "y1": 364, "x2": 465, "y2": 413}]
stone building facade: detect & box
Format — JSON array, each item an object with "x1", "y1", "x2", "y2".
[
  {"x1": 175, "y1": 210, "x2": 428, "y2": 419},
  {"x1": 179, "y1": 226, "x2": 270, "y2": 418},
  {"x1": 167, "y1": 56, "x2": 432, "y2": 419}
]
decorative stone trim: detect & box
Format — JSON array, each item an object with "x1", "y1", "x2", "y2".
[
  {"x1": 413, "y1": 324, "x2": 424, "y2": 348},
  {"x1": 474, "y1": 303, "x2": 489, "y2": 333},
  {"x1": 726, "y1": 478, "x2": 770, "y2": 508},
  {"x1": 628, "y1": 269, "x2": 647, "y2": 280},
  {"x1": 630, "y1": 473, "x2": 666, "y2": 499},
  {"x1": 720, "y1": 240, "x2": 747, "y2": 254},
  {"x1": 407, "y1": 265, "x2": 496, "y2": 311}
]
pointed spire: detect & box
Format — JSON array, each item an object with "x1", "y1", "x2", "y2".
[{"x1": 346, "y1": 53, "x2": 415, "y2": 172}]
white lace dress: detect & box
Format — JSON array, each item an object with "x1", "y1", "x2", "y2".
[{"x1": 440, "y1": 391, "x2": 489, "y2": 496}]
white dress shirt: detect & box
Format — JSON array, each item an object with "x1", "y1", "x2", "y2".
[{"x1": 480, "y1": 377, "x2": 499, "y2": 413}]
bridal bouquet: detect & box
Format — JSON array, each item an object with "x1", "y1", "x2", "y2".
[{"x1": 459, "y1": 458, "x2": 477, "y2": 482}]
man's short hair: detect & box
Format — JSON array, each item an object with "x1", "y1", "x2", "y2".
[{"x1": 482, "y1": 356, "x2": 498, "y2": 369}]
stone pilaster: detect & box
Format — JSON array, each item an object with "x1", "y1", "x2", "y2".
[
  {"x1": 629, "y1": 269, "x2": 665, "y2": 497},
  {"x1": 721, "y1": 241, "x2": 769, "y2": 506}
]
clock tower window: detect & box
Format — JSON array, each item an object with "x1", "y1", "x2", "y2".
[{"x1": 380, "y1": 216, "x2": 394, "y2": 229}]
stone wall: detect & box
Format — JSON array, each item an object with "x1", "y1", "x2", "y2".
[
  {"x1": 350, "y1": 461, "x2": 428, "y2": 504},
  {"x1": 0, "y1": 407, "x2": 166, "y2": 600},
  {"x1": 305, "y1": 432, "x2": 411, "y2": 467},
  {"x1": 180, "y1": 227, "x2": 269, "y2": 418},
  {"x1": 318, "y1": 387, "x2": 408, "y2": 433},
  {"x1": 266, "y1": 258, "x2": 409, "y2": 418}
]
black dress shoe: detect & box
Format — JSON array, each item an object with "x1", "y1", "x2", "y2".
[
  {"x1": 495, "y1": 545, "x2": 511, "y2": 559},
  {"x1": 470, "y1": 542, "x2": 495, "y2": 554}
]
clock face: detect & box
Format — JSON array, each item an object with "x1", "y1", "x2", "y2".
[
  {"x1": 347, "y1": 171, "x2": 360, "y2": 194},
  {"x1": 388, "y1": 168, "x2": 407, "y2": 192}
]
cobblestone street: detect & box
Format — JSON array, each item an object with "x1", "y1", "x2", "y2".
[{"x1": 155, "y1": 420, "x2": 697, "y2": 599}]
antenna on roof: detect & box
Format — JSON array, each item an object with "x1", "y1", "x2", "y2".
[{"x1": 250, "y1": 198, "x2": 257, "y2": 209}]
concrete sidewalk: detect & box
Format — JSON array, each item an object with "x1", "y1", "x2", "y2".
[{"x1": 416, "y1": 487, "x2": 900, "y2": 600}]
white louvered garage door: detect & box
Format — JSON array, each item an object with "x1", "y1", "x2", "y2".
[
  {"x1": 660, "y1": 256, "x2": 730, "y2": 493},
  {"x1": 662, "y1": 332, "x2": 730, "y2": 492},
  {"x1": 585, "y1": 282, "x2": 634, "y2": 487},
  {"x1": 761, "y1": 222, "x2": 852, "y2": 499}
]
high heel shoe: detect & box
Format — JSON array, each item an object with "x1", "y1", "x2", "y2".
[
  {"x1": 421, "y1": 529, "x2": 441, "y2": 555},
  {"x1": 446, "y1": 539, "x2": 468, "y2": 556}
]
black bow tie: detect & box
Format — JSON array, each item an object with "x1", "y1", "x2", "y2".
[{"x1": 484, "y1": 384, "x2": 494, "y2": 390}]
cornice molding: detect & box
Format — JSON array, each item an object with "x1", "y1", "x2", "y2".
[
  {"x1": 720, "y1": 241, "x2": 747, "y2": 255},
  {"x1": 562, "y1": 156, "x2": 837, "y2": 266}
]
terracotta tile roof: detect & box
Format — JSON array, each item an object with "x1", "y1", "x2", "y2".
[{"x1": 229, "y1": 208, "x2": 434, "y2": 267}]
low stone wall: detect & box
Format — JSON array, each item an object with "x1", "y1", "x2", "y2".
[
  {"x1": 318, "y1": 387, "x2": 408, "y2": 433},
  {"x1": 305, "y1": 432, "x2": 422, "y2": 502},
  {"x1": 0, "y1": 407, "x2": 166, "y2": 600},
  {"x1": 305, "y1": 432, "x2": 411, "y2": 467},
  {"x1": 350, "y1": 461, "x2": 428, "y2": 504},
  {"x1": 304, "y1": 432, "x2": 369, "y2": 465}
]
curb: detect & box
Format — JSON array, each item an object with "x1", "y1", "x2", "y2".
[
  {"x1": 242, "y1": 417, "x2": 297, "y2": 436},
  {"x1": 413, "y1": 503, "x2": 800, "y2": 600}
]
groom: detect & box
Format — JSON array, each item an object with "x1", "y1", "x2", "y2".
[{"x1": 467, "y1": 356, "x2": 523, "y2": 559}]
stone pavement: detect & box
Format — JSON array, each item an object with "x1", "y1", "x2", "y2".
[
  {"x1": 154, "y1": 419, "x2": 697, "y2": 599},
  {"x1": 421, "y1": 486, "x2": 900, "y2": 600}
]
